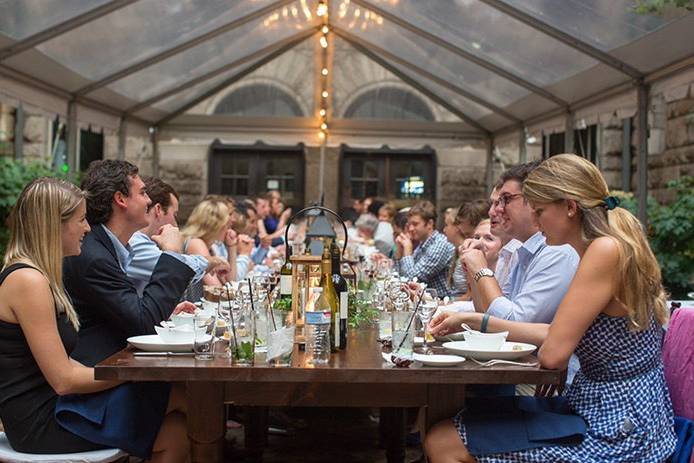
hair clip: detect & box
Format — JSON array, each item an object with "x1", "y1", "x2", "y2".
[{"x1": 603, "y1": 196, "x2": 620, "y2": 210}]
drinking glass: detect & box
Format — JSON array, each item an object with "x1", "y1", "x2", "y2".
[
  {"x1": 391, "y1": 309, "x2": 415, "y2": 357},
  {"x1": 418, "y1": 289, "x2": 438, "y2": 354},
  {"x1": 193, "y1": 314, "x2": 216, "y2": 360},
  {"x1": 267, "y1": 309, "x2": 295, "y2": 367},
  {"x1": 229, "y1": 304, "x2": 256, "y2": 366}
]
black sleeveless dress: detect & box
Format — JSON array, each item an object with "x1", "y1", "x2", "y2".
[
  {"x1": 0, "y1": 264, "x2": 171, "y2": 458},
  {"x1": 0, "y1": 263, "x2": 106, "y2": 453}
]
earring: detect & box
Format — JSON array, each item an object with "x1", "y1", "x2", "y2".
[{"x1": 568, "y1": 212, "x2": 574, "y2": 218}]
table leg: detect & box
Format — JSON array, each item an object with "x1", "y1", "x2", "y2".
[
  {"x1": 425, "y1": 384, "x2": 466, "y2": 432},
  {"x1": 380, "y1": 407, "x2": 407, "y2": 463},
  {"x1": 187, "y1": 382, "x2": 225, "y2": 463},
  {"x1": 244, "y1": 406, "x2": 269, "y2": 463}
]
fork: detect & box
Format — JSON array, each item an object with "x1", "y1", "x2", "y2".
[{"x1": 470, "y1": 358, "x2": 539, "y2": 367}]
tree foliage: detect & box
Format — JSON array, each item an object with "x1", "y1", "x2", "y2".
[{"x1": 632, "y1": 0, "x2": 694, "y2": 14}]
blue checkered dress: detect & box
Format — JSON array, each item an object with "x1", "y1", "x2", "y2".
[{"x1": 455, "y1": 313, "x2": 676, "y2": 462}]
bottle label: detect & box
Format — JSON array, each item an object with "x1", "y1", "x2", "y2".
[
  {"x1": 339, "y1": 292, "x2": 348, "y2": 319},
  {"x1": 280, "y1": 275, "x2": 292, "y2": 295},
  {"x1": 305, "y1": 311, "x2": 331, "y2": 325}
]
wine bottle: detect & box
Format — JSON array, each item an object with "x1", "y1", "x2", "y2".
[
  {"x1": 276, "y1": 247, "x2": 293, "y2": 312},
  {"x1": 319, "y1": 243, "x2": 339, "y2": 352},
  {"x1": 331, "y1": 242, "x2": 348, "y2": 349}
]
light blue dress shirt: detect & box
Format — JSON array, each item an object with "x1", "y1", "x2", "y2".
[
  {"x1": 127, "y1": 230, "x2": 207, "y2": 297},
  {"x1": 101, "y1": 224, "x2": 134, "y2": 273},
  {"x1": 486, "y1": 231, "x2": 581, "y2": 383}
]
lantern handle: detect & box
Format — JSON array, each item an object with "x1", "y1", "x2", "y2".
[{"x1": 284, "y1": 206, "x2": 348, "y2": 261}]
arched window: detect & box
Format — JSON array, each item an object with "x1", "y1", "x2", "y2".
[
  {"x1": 214, "y1": 84, "x2": 304, "y2": 117},
  {"x1": 344, "y1": 87, "x2": 434, "y2": 121}
]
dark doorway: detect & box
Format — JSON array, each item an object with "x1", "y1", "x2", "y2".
[{"x1": 208, "y1": 140, "x2": 305, "y2": 209}]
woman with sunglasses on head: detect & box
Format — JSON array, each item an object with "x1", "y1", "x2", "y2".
[
  {"x1": 426, "y1": 154, "x2": 675, "y2": 462},
  {"x1": 0, "y1": 178, "x2": 189, "y2": 461}
]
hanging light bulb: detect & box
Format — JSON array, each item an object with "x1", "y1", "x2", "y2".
[
  {"x1": 316, "y1": 1, "x2": 328, "y2": 17},
  {"x1": 318, "y1": 131, "x2": 326, "y2": 140},
  {"x1": 322, "y1": 90, "x2": 329, "y2": 98},
  {"x1": 322, "y1": 25, "x2": 330, "y2": 34},
  {"x1": 319, "y1": 36, "x2": 328, "y2": 48},
  {"x1": 320, "y1": 122, "x2": 328, "y2": 130},
  {"x1": 321, "y1": 67, "x2": 329, "y2": 76},
  {"x1": 319, "y1": 108, "x2": 326, "y2": 117}
]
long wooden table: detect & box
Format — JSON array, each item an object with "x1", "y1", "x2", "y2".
[{"x1": 95, "y1": 329, "x2": 563, "y2": 462}]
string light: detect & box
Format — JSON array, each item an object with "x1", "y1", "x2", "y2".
[
  {"x1": 322, "y1": 90, "x2": 329, "y2": 98},
  {"x1": 319, "y1": 109, "x2": 326, "y2": 117},
  {"x1": 322, "y1": 25, "x2": 330, "y2": 34},
  {"x1": 320, "y1": 122, "x2": 328, "y2": 130},
  {"x1": 321, "y1": 67, "x2": 329, "y2": 76},
  {"x1": 319, "y1": 36, "x2": 328, "y2": 48},
  {"x1": 318, "y1": 131, "x2": 326, "y2": 140},
  {"x1": 316, "y1": 1, "x2": 328, "y2": 17}
]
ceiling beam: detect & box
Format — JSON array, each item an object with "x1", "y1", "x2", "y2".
[
  {"x1": 156, "y1": 32, "x2": 314, "y2": 126},
  {"x1": 0, "y1": 0, "x2": 140, "y2": 61},
  {"x1": 74, "y1": 0, "x2": 296, "y2": 96},
  {"x1": 478, "y1": 0, "x2": 643, "y2": 80},
  {"x1": 344, "y1": 37, "x2": 490, "y2": 134},
  {"x1": 333, "y1": 26, "x2": 521, "y2": 124},
  {"x1": 351, "y1": 0, "x2": 568, "y2": 108},
  {"x1": 0, "y1": 64, "x2": 150, "y2": 125},
  {"x1": 125, "y1": 27, "x2": 318, "y2": 116}
]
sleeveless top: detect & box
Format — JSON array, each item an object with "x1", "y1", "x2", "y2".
[{"x1": 0, "y1": 264, "x2": 78, "y2": 444}]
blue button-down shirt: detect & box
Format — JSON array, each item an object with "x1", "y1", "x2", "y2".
[
  {"x1": 487, "y1": 232, "x2": 579, "y2": 323},
  {"x1": 396, "y1": 230, "x2": 454, "y2": 297},
  {"x1": 127, "y1": 230, "x2": 207, "y2": 297},
  {"x1": 102, "y1": 224, "x2": 134, "y2": 273}
]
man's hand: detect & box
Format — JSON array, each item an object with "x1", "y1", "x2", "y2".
[
  {"x1": 395, "y1": 233, "x2": 413, "y2": 257},
  {"x1": 223, "y1": 229, "x2": 238, "y2": 248},
  {"x1": 237, "y1": 234, "x2": 254, "y2": 256},
  {"x1": 173, "y1": 301, "x2": 196, "y2": 315},
  {"x1": 152, "y1": 224, "x2": 183, "y2": 253},
  {"x1": 206, "y1": 256, "x2": 231, "y2": 277},
  {"x1": 461, "y1": 248, "x2": 488, "y2": 276},
  {"x1": 259, "y1": 234, "x2": 273, "y2": 248},
  {"x1": 428, "y1": 312, "x2": 462, "y2": 337}
]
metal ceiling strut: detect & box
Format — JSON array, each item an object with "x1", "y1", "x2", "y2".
[
  {"x1": 350, "y1": 0, "x2": 568, "y2": 108},
  {"x1": 74, "y1": 0, "x2": 297, "y2": 96},
  {"x1": 125, "y1": 27, "x2": 319, "y2": 115},
  {"x1": 333, "y1": 26, "x2": 521, "y2": 124},
  {"x1": 345, "y1": 38, "x2": 490, "y2": 133},
  {"x1": 0, "y1": 0, "x2": 140, "y2": 62},
  {"x1": 478, "y1": 0, "x2": 644, "y2": 80},
  {"x1": 156, "y1": 32, "x2": 315, "y2": 126}
]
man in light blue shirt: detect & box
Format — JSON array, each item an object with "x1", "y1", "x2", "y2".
[
  {"x1": 127, "y1": 177, "x2": 229, "y2": 296},
  {"x1": 462, "y1": 162, "x2": 580, "y2": 381}
]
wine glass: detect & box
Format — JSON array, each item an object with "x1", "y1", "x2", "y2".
[{"x1": 418, "y1": 288, "x2": 438, "y2": 354}]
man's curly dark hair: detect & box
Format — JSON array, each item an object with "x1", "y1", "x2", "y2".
[{"x1": 81, "y1": 160, "x2": 139, "y2": 225}]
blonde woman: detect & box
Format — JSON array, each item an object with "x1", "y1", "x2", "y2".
[
  {"x1": 426, "y1": 154, "x2": 675, "y2": 462},
  {"x1": 182, "y1": 199, "x2": 236, "y2": 291},
  {"x1": 0, "y1": 178, "x2": 188, "y2": 461}
]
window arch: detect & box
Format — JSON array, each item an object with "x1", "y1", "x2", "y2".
[
  {"x1": 214, "y1": 84, "x2": 304, "y2": 117},
  {"x1": 344, "y1": 87, "x2": 435, "y2": 121}
]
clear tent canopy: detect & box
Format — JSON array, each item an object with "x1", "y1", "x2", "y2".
[{"x1": 1, "y1": 0, "x2": 693, "y2": 135}]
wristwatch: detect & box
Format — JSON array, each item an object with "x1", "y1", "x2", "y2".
[{"x1": 473, "y1": 268, "x2": 495, "y2": 282}]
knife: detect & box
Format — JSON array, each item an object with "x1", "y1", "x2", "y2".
[{"x1": 133, "y1": 352, "x2": 195, "y2": 357}]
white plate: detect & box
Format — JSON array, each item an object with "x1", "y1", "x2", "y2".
[
  {"x1": 434, "y1": 332, "x2": 466, "y2": 342},
  {"x1": 413, "y1": 353, "x2": 465, "y2": 367},
  {"x1": 127, "y1": 334, "x2": 211, "y2": 353},
  {"x1": 442, "y1": 341, "x2": 537, "y2": 361}
]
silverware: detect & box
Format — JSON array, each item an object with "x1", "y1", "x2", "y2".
[
  {"x1": 133, "y1": 352, "x2": 194, "y2": 357},
  {"x1": 470, "y1": 358, "x2": 539, "y2": 367}
]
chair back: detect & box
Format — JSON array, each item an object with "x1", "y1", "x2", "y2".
[{"x1": 663, "y1": 306, "x2": 694, "y2": 421}]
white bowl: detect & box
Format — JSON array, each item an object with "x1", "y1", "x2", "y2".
[
  {"x1": 462, "y1": 330, "x2": 508, "y2": 351},
  {"x1": 154, "y1": 324, "x2": 206, "y2": 344},
  {"x1": 171, "y1": 308, "x2": 214, "y2": 327}
]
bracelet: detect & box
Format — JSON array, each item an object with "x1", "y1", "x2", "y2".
[{"x1": 480, "y1": 312, "x2": 491, "y2": 333}]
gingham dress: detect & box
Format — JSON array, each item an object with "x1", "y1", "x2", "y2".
[{"x1": 455, "y1": 313, "x2": 677, "y2": 462}]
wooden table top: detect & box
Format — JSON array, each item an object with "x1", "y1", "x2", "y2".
[{"x1": 95, "y1": 328, "x2": 563, "y2": 385}]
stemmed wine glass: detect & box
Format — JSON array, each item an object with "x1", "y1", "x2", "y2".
[{"x1": 418, "y1": 288, "x2": 438, "y2": 355}]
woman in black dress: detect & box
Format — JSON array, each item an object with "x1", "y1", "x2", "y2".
[{"x1": 0, "y1": 177, "x2": 189, "y2": 461}]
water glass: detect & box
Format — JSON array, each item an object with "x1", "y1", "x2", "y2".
[
  {"x1": 193, "y1": 314, "x2": 215, "y2": 360},
  {"x1": 378, "y1": 310, "x2": 392, "y2": 340},
  {"x1": 391, "y1": 310, "x2": 415, "y2": 357},
  {"x1": 418, "y1": 289, "x2": 438, "y2": 354},
  {"x1": 267, "y1": 309, "x2": 295, "y2": 367},
  {"x1": 230, "y1": 306, "x2": 256, "y2": 365}
]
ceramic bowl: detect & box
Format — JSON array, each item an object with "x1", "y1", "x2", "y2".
[{"x1": 462, "y1": 330, "x2": 509, "y2": 351}]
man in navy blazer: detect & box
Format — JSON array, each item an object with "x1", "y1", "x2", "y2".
[{"x1": 64, "y1": 160, "x2": 195, "y2": 366}]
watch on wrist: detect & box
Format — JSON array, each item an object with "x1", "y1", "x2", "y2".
[{"x1": 473, "y1": 268, "x2": 495, "y2": 282}]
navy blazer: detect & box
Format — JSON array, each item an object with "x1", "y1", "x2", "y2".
[{"x1": 63, "y1": 225, "x2": 195, "y2": 366}]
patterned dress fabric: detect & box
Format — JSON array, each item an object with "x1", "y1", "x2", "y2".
[{"x1": 455, "y1": 313, "x2": 676, "y2": 462}]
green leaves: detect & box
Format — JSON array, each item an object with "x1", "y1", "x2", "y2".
[
  {"x1": 614, "y1": 176, "x2": 694, "y2": 298},
  {"x1": 347, "y1": 290, "x2": 379, "y2": 329}
]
